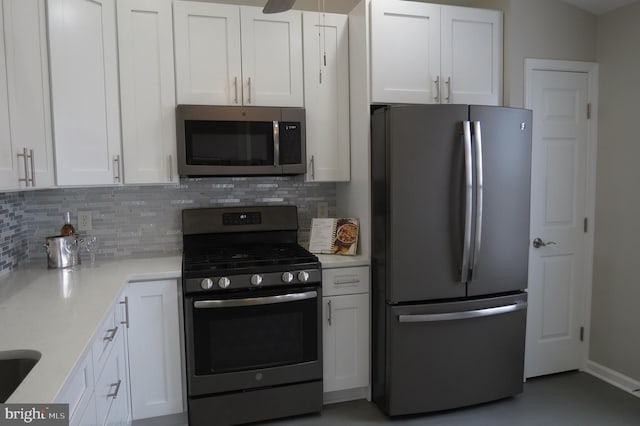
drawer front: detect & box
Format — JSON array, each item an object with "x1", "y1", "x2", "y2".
[
  {"x1": 91, "y1": 306, "x2": 119, "y2": 379},
  {"x1": 94, "y1": 331, "x2": 127, "y2": 425},
  {"x1": 322, "y1": 266, "x2": 370, "y2": 296}
]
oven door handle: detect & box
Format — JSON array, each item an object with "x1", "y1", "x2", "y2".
[{"x1": 193, "y1": 291, "x2": 318, "y2": 309}]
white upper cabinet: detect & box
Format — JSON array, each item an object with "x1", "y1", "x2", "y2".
[
  {"x1": 174, "y1": 1, "x2": 303, "y2": 107},
  {"x1": 371, "y1": 0, "x2": 441, "y2": 104},
  {"x1": 48, "y1": 0, "x2": 122, "y2": 186},
  {"x1": 441, "y1": 6, "x2": 502, "y2": 105},
  {"x1": 0, "y1": 0, "x2": 54, "y2": 190},
  {"x1": 302, "y1": 12, "x2": 350, "y2": 182},
  {"x1": 371, "y1": 0, "x2": 502, "y2": 105},
  {"x1": 117, "y1": 0, "x2": 177, "y2": 184}
]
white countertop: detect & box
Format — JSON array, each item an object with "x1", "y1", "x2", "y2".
[
  {"x1": 0, "y1": 253, "x2": 368, "y2": 404},
  {"x1": 0, "y1": 255, "x2": 181, "y2": 404}
]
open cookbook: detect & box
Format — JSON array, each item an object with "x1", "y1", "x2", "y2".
[{"x1": 309, "y1": 218, "x2": 359, "y2": 255}]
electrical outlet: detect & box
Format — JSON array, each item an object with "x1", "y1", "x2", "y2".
[
  {"x1": 317, "y1": 202, "x2": 329, "y2": 218},
  {"x1": 78, "y1": 211, "x2": 92, "y2": 231}
]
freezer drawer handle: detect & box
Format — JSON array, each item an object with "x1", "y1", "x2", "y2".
[
  {"x1": 397, "y1": 302, "x2": 527, "y2": 323},
  {"x1": 194, "y1": 291, "x2": 317, "y2": 309}
]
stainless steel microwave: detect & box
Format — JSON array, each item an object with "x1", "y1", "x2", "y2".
[{"x1": 176, "y1": 105, "x2": 306, "y2": 176}]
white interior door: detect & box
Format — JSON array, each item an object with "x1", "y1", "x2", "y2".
[{"x1": 525, "y1": 62, "x2": 596, "y2": 378}]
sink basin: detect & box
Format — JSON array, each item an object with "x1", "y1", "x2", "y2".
[{"x1": 0, "y1": 350, "x2": 41, "y2": 402}]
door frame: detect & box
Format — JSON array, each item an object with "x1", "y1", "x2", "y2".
[{"x1": 524, "y1": 58, "x2": 598, "y2": 373}]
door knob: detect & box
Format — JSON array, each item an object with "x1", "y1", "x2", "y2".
[{"x1": 533, "y1": 237, "x2": 556, "y2": 248}]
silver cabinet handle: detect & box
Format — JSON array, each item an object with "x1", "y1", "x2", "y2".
[
  {"x1": 103, "y1": 326, "x2": 118, "y2": 342},
  {"x1": 29, "y1": 149, "x2": 36, "y2": 187},
  {"x1": 532, "y1": 238, "x2": 556, "y2": 248},
  {"x1": 17, "y1": 148, "x2": 34, "y2": 187},
  {"x1": 445, "y1": 76, "x2": 451, "y2": 103},
  {"x1": 273, "y1": 121, "x2": 280, "y2": 166},
  {"x1": 398, "y1": 302, "x2": 527, "y2": 323},
  {"x1": 233, "y1": 76, "x2": 239, "y2": 104},
  {"x1": 309, "y1": 155, "x2": 315, "y2": 180},
  {"x1": 113, "y1": 155, "x2": 121, "y2": 183},
  {"x1": 120, "y1": 296, "x2": 129, "y2": 329},
  {"x1": 327, "y1": 300, "x2": 332, "y2": 326},
  {"x1": 247, "y1": 77, "x2": 252, "y2": 104},
  {"x1": 334, "y1": 277, "x2": 360, "y2": 285},
  {"x1": 107, "y1": 379, "x2": 122, "y2": 399},
  {"x1": 434, "y1": 75, "x2": 440, "y2": 103},
  {"x1": 461, "y1": 121, "x2": 473, "y2": 283},
  {"x1": 472, "y1": 121, "x2": 483, "y2": 273},
  {"x1": 168, "y1": 155, "x2": 174, "y2": 182},
  {"x1": 194, "y1": 291, "x2": 317, "y2": 309}
]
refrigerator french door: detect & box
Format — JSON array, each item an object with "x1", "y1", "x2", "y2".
[{"x1": 371, "y1": 104, "x2": 532, "y2": 416}]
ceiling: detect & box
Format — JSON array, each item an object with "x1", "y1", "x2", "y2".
[
  {"x1": 561, "y1": 0, "x2": 639, "y2": 15},
  {"x1": 206, "y1": 0, "x2": 639, "y2": 16}
]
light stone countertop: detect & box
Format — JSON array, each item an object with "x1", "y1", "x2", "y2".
[
  {"x1": 0, "y1": 253, "x2": 367, "y2": 405},
  {"x1": 316, "y1": 254, "x2": 370, "y2": 269},
  {"x1": 0, "y1": 255, "x2": 181, "y2": 404}
]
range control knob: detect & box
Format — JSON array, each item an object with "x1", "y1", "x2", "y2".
[
  {"x1": 200, "y1": 278, "x2": 214, "y2": 290},
  {"x1": 218, "y1": 277, "x2": 231, "y2": 289},
  {"x1": 250, "y1": 274, "x2": 263, "y2": 286},
  {"x1": 282, "y1": 272, "x2": 294, "y2": 283},
  {"x1": 297, "y1": 271, "x2": 310, "y2": 283}
]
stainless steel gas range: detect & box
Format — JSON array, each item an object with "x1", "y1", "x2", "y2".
[{"x1": 181, "y1": 206, "x2": 323, "y2": 426}]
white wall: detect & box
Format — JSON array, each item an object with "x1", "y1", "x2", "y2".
[
  {"x1": 499, "y1": 0, "x2": 596, "y2": 107},
  {"x1": 590, "y1": 1, "x2": 640, "y2": 383}
]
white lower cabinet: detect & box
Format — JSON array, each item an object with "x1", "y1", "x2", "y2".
[
  {"x1": 322, "y1": 266, "x2": 370, "y2": 396},
  {"x1": 57, "y1": 302, "x2": 130, "y2": 425},
  {"x1": 94, "y1": 328, "x2": 129, "y2": 425},
  {"x1": 124, "y1": 280, "x2": 184, "y2": 420}
]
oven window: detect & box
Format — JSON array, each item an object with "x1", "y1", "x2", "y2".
[
  {"x1": 185, "y1": 120, "x2": 274, "y2": 166},
  {"x1": 192, "y1": 292, "x2": 318, "y2": 375}
]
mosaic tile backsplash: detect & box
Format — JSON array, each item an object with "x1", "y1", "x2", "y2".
[
  {"x1": 0, "y1": 175, "x2": 335, "y2": 274},
  {"x1": 0, "y1": 192, "x2": 28, "y2": 273}
]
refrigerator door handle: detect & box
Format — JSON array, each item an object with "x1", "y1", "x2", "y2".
[
  {"x1": 397, "y1": 302, "x2": 527, "y2": 323},
  {"x1": 471, "y1": 121, "x2": 484, "y2": 275},
  {"x1": 461, "y1": 121, "x2": 474, "y2": 283}
]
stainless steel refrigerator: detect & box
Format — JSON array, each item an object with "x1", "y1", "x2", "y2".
[{"x1": 371, "y1": 104, "x2": 532, "y2": 416}]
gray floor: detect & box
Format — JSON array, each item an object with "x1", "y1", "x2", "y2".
[{"x1": 265, "y1": 372, "x2": 640, "y2": 426}]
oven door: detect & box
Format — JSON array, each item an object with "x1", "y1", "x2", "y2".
[{"x1": 184, "y1": 286, "x2": 322, "y2": 396}]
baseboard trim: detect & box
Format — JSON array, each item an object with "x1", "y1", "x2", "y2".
[
  {"x1": 584, "y1": 360, "x2": 640, "y2": 398},
  {"x1": 323, "y1": 387, "x2": 369, "y2": 405}
]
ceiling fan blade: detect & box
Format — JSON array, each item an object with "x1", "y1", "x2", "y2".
[{"x1": 263, "y1": 0, "x2": 296, "y2": 14}]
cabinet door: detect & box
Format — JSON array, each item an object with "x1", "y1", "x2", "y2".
[
  {"x1": 174, "y1": 1, "x2": 242, "y2": 105},
  {"x1": 126, "y1": 280, "x2": 183, "y2": 420},
  {"x1": 0, "y1": 3, "x2": 17, "y2": 189},
  {"x1": 118, "y1": 0, "x2": 177, "y2": 184},
  {"x1": 95, "y1": 330, "x2": 129, "y2": 425},
  {"x1": 2, "y1": 0, "x2": 54, "y2": 189},
  {"x1": 441, "y1": 6, "x2": 502, "y2": 105},
  {"x1": 240, "y1": 7, "x2": 303, "y2": 107},
  {"x1": 48, "y1": 0, "x2": 122, "y2": 185},
  {"x1": 370, "y1": 0, "x2": 441, "y2": 104},
  {"x1": 303, "y1": 12, "x2": 350, "y2": 182},
  {"x1": 323, "y1": 293, "x2": 370, "y2": 393}
]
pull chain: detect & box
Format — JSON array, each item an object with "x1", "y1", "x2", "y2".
[{"x1": 317, "y1": 0, "x2": 327, "y2": 84}]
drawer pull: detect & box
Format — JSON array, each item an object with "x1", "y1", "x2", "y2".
[
  {"x1": 334, "y1": 277, "x2": 360, "y2": 285},
  {"x1": 107, "y1": 379, "x2": 122, "y2": 399},
  {"x1": 103, "y1": 326, "x2": 118, "y2": 342}
]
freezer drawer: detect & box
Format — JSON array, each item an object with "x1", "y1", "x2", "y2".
[{"x1": 381, "y1": 293, "x2": 527, "y2": 416}]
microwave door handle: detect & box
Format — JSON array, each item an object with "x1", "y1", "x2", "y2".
[{"x1": 273, "y1": 121, "x2": 280, "y2": 166}]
